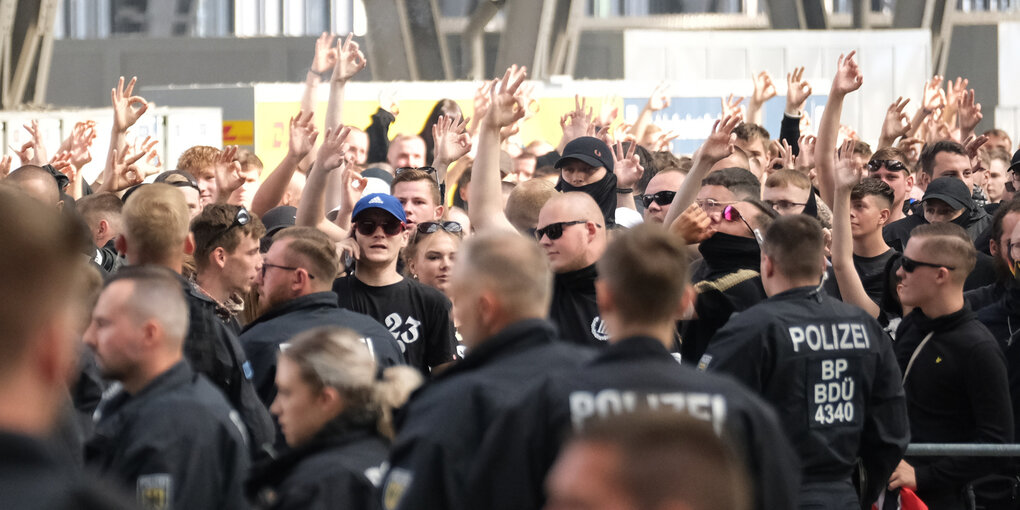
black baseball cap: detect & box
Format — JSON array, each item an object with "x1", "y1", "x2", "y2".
[
  {"x1": 922, "y1": 176, "x2": 972, "y2": 211},
  {"x1": 555, "y1": 137, "x2": 614, "y2": 173},
  {"x1": 1009, "y1": 148, "x2": 1020, "y2": 174}
]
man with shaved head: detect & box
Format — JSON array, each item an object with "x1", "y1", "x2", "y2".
[
  {"x1": 382, "y1": 231, "x2": 594, "y2": 510},
  {"x1": 537, "y1": 192, "x2": 609, "y2": 346},
  {"x1": 4, "y1": 165, "x2": 62, "y2": 208}
]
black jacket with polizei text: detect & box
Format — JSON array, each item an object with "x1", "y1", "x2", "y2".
[
  {"x1": 466, "y1": 336, "x2": 800, "y2": 510},
  {"x1": 85, "y1": 362, "x2": 250, "y2": 510},
  {"x1": 548, "y1": 264, "x2": 607, "y2": 348},
  {"x1": 702, "y1": 286, "x2": 908, "y2": 505},
  {"x1": 381, "y1": 319, "x2": 595, "y2": 510},
  {"x1": 246, "y1": 418, "x2": 388, "y2": 510},
  {"x1": 894, "y1": 306, "x2": 1013, "y2": 509}
]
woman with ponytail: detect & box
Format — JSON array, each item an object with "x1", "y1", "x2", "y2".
[{"x1": 246, "y1": 326, "x2": 422, "y2": 509}]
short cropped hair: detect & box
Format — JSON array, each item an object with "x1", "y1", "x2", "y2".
[
  {"x1": 458, "y1": 231, "x2": 552, "y2": 319},
  {"x1": 569, "y1": 411, "x2": 750, "y2": 510},
  {"x1": 596, "y1": 224, "x2": 688, "y2": 325},
  {"x1": 0, "y1": 187, "x2": 80, "y2": 373},
  {"x1": 271, "y1": 226, "x2": 340, "y2": 282},
  {"x1": 762, "y1": 215, "x2": 825, "y2": 282},
  {"x1": 850, "y1": 178, "x2": 894, "y2": 208},
  {"x1": 702, "y1": 167, "x2": 760, "y2": 201},
  {"x1": 392, "y1": 168, "x2": 441, "y2": 206},
  {"x1": 236, "y1": 149, "x2": 263, "y2": 173},
  {"x1": 76, "y1": 192, "x2": 123, "y2": 227},
  {"x1": 176, "y1": 145, "x2": 220, "y2": 179},
  {"x1": 734, "y1": 123, "x2": 770, "y2": 147},
  {"x1": 122, "y1": 183, "x2": 191, "y2": 265},
  {"x1": 909, "y1": 222, "x2": 977, "y2": 282},
  {"x1": 852, "y1": 140, "x2": 873, "y2": 160},
  {"x1": 919, "y1": 140, "x2": 966, "y2": 177},
  {"x1": 105, "y1": 265, "x2": 189, "y2": 344},
  {"x1": 191, "y1": 204, "x2": 266, "y2": 271},
  {"x1": 764, "y1": 169, "x2": 812, "y2": 190},
  {"x1": 505, "y1": 180, "x2": 558, "y2": 232}
]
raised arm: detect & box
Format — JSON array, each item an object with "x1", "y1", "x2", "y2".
[
  {"x1": 469, "y1": 66, "x2": 527, "y2": 234},
  {"x1": 556, "y1": 95, "x2": 594, "y2": 154},
  {"x1": 96, "y1": 77, "x2": 148, "y2": 189},
  {"x1": 628, "y1": 83, "x2": 670, "y2": 144},
  {"x1": 815, "y1": 51, "x2": 863, "y2": 207},
  {"x1": 297, "y1": 126, "x2": 352, "y2": 241},
  {"x1": 613, "y1": 140, "x2": 643, "y2": 211},
  {"x1": 877, "y1": 97, "x2": 911, "y2": 150},
  {"x1": 324, "y1": 33, "x2": 367, "y2": 132},
  {"x1": 780, "y1": 67, "x2": 812, "y2": 154},
  {"x1": 957, "y1": 88, "x2": 983, "y2": 142},
  {"x1": 302, "y1": 33, "x2": 336, "y2": 113},
  {"x1": 251, "y1": 110, "x2": 319, "y2": 216},
  {"x1": 830, "y1": 139, "x2": 880, "y2": 318},
  {"x1": 746, "y1": 71, "x2": 777, "y2": 126},
  {"x1": 662, "y1": 114, "x2": 742, "y2": 227},
  {"x1": 430, "y1": 114, "x2": 472, "y2": 186}
]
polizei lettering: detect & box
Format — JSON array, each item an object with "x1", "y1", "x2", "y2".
[
  {"x1": 569, "y1": 390, "x2": 727, "y2": 435},
  {"x1": 788, "y1": 322, "x2": 870, "y2": 353}
]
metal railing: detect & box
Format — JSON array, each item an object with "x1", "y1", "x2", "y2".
[{"x1": 907, "y1": 444, "x2": 1020, "y2": 457}]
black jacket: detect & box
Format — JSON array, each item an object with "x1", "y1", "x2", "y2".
[
  {"x1": 240, "y1": 291, "x2": 403, "y2": 406},
  {"x1": 977, "y1": 284, "x2": 1020, "y2": 443},
  {"x1": 0, "y1": 430, "x2": 136, "y2": 510},
  {"x1": 247, "y1": 417, "x2": 388, "y2": 510},
  {"x1": 178, "y1": 273, "x2": 276, "y2": 460},
  {"x1": 467, "y1": 336, "x2": 800, "y2": 510},
  {"x1": 85, "y1": 362, "x2": 251, "y2": 510},
  {"x1": 894, "y1": 307, "x2": 1014, "y2": 509},
  {"x1": 702, "y1": 286, "x2": 909, "y2": 504},
  {"x1": 883, "y1": 203, "x2": 992, "y2": 253},
  {"x1": 548, "y1": 264, "x2": 607, "y2": 348},
  {"x1": 382, "y1": 319, "x2": 595, "y2": 510}
]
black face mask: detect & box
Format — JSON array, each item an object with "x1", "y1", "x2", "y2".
[
  {"x1": 556, "y1": 170, "x2": 618, "y2": 228},
  {"x1": 802, "y1": 191, "x2": 818, "y2": 218},
  {"x1": 698, "y1": 232, "x2": 762, "y2": 271}
]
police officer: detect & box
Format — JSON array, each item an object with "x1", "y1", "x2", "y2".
[
  {"x1": 468, "y1": 224, "x2": 800, "y2": 510},
  {"x1": 84, "y1": 266, "x2": 250, "y2": 510},
  {"x1": 381, "y1": 231, "x2": 595, "y2": 510},
  {"x1": 700, "y1": 215, "x2": 909, "y2": 509}
]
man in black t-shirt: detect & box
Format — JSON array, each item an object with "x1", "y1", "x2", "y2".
[
  {"x1": 826, "y1": 177, "x2": 898, "y2": 306},
  {"x1": 334, "y1": 193, "x2": 458, "y2": 374}
]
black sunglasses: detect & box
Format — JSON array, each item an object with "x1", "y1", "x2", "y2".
[
  {"x1": 866, "y1": 159, "x2": 907, "y2": 173},
  {"x1": 209, "y1": 207, "x2": 251, "y2": 246},
  {"x1": 535, "y1": 220, "x2": 598, "y2": 241},
  {"x1": 417, "y1": 221, "x2": 463, "y2": 235},
  {"x1": 355, "y1": 218, "x2": 405, "y2": 236},
  {"x1": 641, "y1": 191, "x2": 676, "y2": 208},
  {"x1": 261, "y1": 262, "x2": 315, "y2": 279},
  {"x1": 901, "y1": 256, "x2": 954, "y2": 273}
]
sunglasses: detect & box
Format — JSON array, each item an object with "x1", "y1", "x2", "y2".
[
  {"x1": 396, "y1": 166, "x2": 438, "y2": 177},
  {"x1": 721, "y1": 205, "x2": 764, "y2": 244},
  {"x1": 355, "y1": 218, "x2": 405, "y2": 236},
  {"x1": 900, "y1": 256, "x2": 954, "y2": 273},
  {"x1": 866, "y1": 159, "x2": 908, "y2": 173},
  {"x1": 208, "y1": 207, "x2": 251, "y2": 246},
  {"x1": 762, "y1": 199, "x2": 807, "y2": 211},
  {"x1": 417, "y1": 221, "x2": 464, "y2": 235},
  {"x1": 696, "y1": 198, "x2": 736, "y2": 213},
  {"x1": 261, "y1": 262, "x2": 315, "y2": 279},
  {"x1": 641, "y1": 191, "x2": 676, "y2": 208},
  {"x1": 535, "y1": 220, "x2": 595, "y2": 241}
]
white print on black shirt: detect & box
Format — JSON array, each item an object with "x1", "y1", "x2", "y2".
[
  {"x1": 788, "y1": 322, "x2": 871, "y2": 353},
  {"x1": 808, "y1": 357, "x2": 860, "y2": 427},
  {"x1": 385, "y1": 313, "x2": 422, "y2": 353},
  {"x1": 569, "y1": 389, "x2": 727, "y2": 435},
  {"x1": 590, "y1": 317, "x2": 609, "y2": 342}
]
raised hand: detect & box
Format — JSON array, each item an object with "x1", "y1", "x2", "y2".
[
  {"x1": 922, "y1": 75, "x2": 946, "y2": 113},
  {"x1": 560, "y1": 94, "x2": 594, "y2": 142},
  {"x1": 22, "y1": 120, "x2": 48, "y2": 165},
  {"x1": 331, "y1": 33, "x2": 367, "y2": 83},
  {"x1": 612, "y1": 140, "x2": 643, "y2": 188},
  {"x1": 339, "y1": 164, "x2": 366, "y2": 210},
  {"x1": 943, "y1": 76, "x2": 968, "y2": 120},
  {"x1": 50, "y1": 152, "x2": 79, "y2": 182},
  {"x1": 12, "y1": 141, "x2": 38, "y2": 166},
  {"x1": 647, "y1": 82, "x2": 671, "y2": 111},
  {"x1": 596, "y1": 95, "x2": 620, "y2": 127},
  {"x1": 834, "y1": 138, "x2": 863, "y2": 192},
  {"x1": 750, "y1": 71, "x2": 777, "y2": 108},
  {"x1": 57, "y1": 121, "x2": 97, "y2": 169},
  {"x1": 957, "y1": 89, "x2": 983, "y2": 135},
  {"x1": 832, "y1": 51, "x2": 863, "y2": 95},
  {"x1": 721, "y1": 94, "x2": 744, "y2": 118},
  {"x1": 103, "y1": 146, "x2": 147, "y2": 192},
  {"x1": 310, "y1": 33, "x2": 338, "y2": 74},
  {"x1": 786, "y1": 66, "x2": 812, "y2": 114},
  {"x1": 670, "y1": 203, "x2": 715, "y2": 245},
  {"x1": 125, "y1": 135, "x2": 161, "y2": 179},
  {"x1": 0, "y1": 155, "x2": 11, "y2": 180},
  {"x1": 111, "y1": 76, "x2": 149, "y2": 132},
  {"x1": 964, "y1": 134, "x2": 989, "y2": 160},
  {"x1": 881, "y1": 97, "x2": 911, "y2": 143},
  {"x1": 487, "y1": 65, "x2": 528, "y2": 129},
  {"x1": 215, "y1": 145, "x2": 244, "y2": 195},
  {"x1": 471, "y1": 81, "x2": 494, "y2": 126},
  {"x1": 651, "y1": 130, "x2": 680, "y2": 152},
  {"x1": 316, "y1": 126, "x2": 352, "y2": 171},
  {"x1": 698, "y1": 114, "x2": 742, "y2": 164},
  {"x1": 766, "y1": 139, "x2": 795, "y2": 175},
  {"x1": 795, "y1": 135, "x2": 817, "y2": 174},
  {"x1": 288, "y1": 109, "x2": 319, "y2": 159},
  {"x1": 433, "y1": 114, "x2": 471, "y2": 164}
]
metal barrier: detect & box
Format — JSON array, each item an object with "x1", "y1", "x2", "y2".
[{"x1": 907, "y1": 444, "x2": 1020, "y2": 457}]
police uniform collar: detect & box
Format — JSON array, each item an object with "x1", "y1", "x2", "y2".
[
  {"x1": 440, "y1": 319, "x2": 558, "y2": 378},
  {"x1": 92, "y1": 361, "x2": 195, "y2": 433},
  {"x1": 597, "y1": 336, "x2": 674, "y2": 363},
  {"x1": 767, "y1": 285, "x2": 824, "y2": 301},
  {"x1": 241, "y1": 291, "x2": 340, "y2": 333}
]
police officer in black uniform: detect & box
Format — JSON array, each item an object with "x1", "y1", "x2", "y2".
[
  {"x1": 701, "y1": 215, "x2": 909, "y2": 509},
  {"x1": 83, "y1": 267, "x2": 250, "y2": 510},
  {"x1": 468, "y1": 224, "x2": 800, "y2": 510},
  {"x1": 381, "y1": 231, "x2": 595, "y2": 510}
]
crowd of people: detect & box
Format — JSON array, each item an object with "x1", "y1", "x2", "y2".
[{"x1": 2, "y1": 33, "x2": 1020, "y2": 510}]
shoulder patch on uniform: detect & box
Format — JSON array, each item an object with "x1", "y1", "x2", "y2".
[
  {"x1": 383, "y1": 468, "x2": 413, "y2": 510},
  {"x1": 693, "y1": 269, "x2": 759, "y2": 294},
  {"x1": 697, "y1": 354, "x2": 712, "y2": 371},
  {"x1": 137, "y1": 473, "x2": 173, "y2": 510}
]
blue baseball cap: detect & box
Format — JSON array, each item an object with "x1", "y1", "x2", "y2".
[{"x1": 352, "y1": 193, "x2": 406, "y2": 223}]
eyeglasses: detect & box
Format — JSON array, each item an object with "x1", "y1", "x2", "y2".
[
  {"x1": 762, "y1": 199, "x2": 808, "y2": 211},
  {"x1": 641, "y1": 191, "x2": 676, "y2": 208},
  {"x1": 355, "y1": 218, "x2": 405, "y2": 236},
  {"x1": 417, "y1": 221, "x2": 463, "y2": 235},
  {"x1": 900, "y1": 256, "x2": 954, "y2": 273},
  {"x1": 696, "y1": 198, "x2": 737, "y2": 213},
  {"x1": 866, "y1": 159, "x2": 908, "y2": 173},
  {"x1": 261, "y1": 262, "x2": 315, "y2": 279},
  {"x1": 208, "y1": 207, "x2": 251, "y2": 246},
  {"x1": 396, "y1": 166, "x2": 437, "y2": 176},
  {"x1": 535, "y1": 220, "x2": 600, "y2": 241}
]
